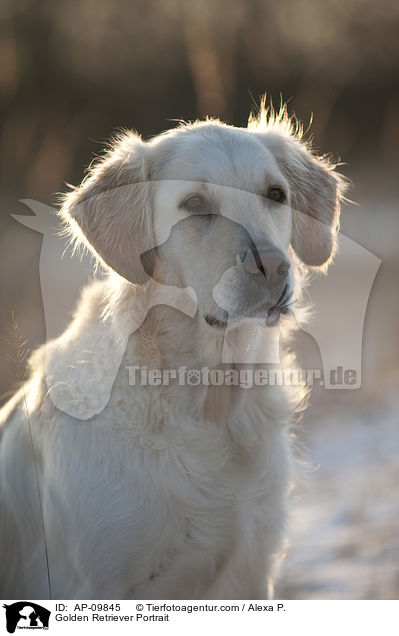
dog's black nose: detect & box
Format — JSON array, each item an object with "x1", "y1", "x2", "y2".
[{"x1": 244, "y1": 246, "x2": 290, "y2": 284}]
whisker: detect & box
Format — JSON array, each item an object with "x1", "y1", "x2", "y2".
[{"x1": 275, "y1": 283, "x2": 288, "y2": 307}]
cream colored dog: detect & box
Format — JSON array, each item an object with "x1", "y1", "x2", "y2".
[{"x1": 0, "y1": 106, "x2": 345, "y2": 599}]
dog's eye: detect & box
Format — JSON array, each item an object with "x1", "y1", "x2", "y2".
[
  {"x1": 180, "y1": 194, "x2": 207, "y2": 212},
  {"x1": 266, "y1": 187, "x2": 286, "y2": 204}
]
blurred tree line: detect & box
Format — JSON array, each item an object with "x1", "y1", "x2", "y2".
[{"x1": 0, "y1": 0, "x2": 399, "y2": 208}]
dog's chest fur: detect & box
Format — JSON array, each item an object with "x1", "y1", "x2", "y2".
[
  {"x1": 2, "y1": 283, "x2": 295, "y2": 599},
  {"x1": 41, "y1": 359, "x2": 293, "y2": 598}
]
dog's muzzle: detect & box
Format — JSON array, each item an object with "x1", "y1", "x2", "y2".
[
  {"x1": 242, "y1": 244, "x2": 293, "y2": 326},
  {"x1": 208, "y1": 243, "x2": 294, "y2": 329},
  {"x1": 239, "y1": 245, "x2": 291, "y2": 284}
]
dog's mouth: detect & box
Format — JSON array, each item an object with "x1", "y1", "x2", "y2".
[
  {"x1": 205, "y1": 285, "x2": 294, "y2": 330},
  {"x1": 264, "y1": 284, "x2": 294, "y2": 326},
  {"x1": 205, "y1": 312, "x2": 229, "y2": 329}
]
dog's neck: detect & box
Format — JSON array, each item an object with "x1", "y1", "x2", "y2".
[
  {"x1": 172, "y1": 313, "x2": 245, "y2": 423},
  {"x1": 109, "y1": 279, "x2": 283, "y2": 427},
  {"x1": 132, "y1": 302, "x2": 276, "y2": 426}
]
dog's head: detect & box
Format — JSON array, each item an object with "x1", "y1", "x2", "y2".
[{"x1": 61, "y1": 106, "x2": 346, "y2": 330}]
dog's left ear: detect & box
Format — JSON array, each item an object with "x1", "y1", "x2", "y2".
[
  {"x1": 60, "y1": 132, "x2": 153, "y2": 284},
  {"x1": 252, "y1": 130, "x2": 347, "y2": 268}
]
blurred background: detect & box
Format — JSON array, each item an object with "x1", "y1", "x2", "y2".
[{"x1": 0, "y1": 0, "x2": 398, "y2": 599}]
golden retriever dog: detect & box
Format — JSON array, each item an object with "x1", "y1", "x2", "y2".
[{"x1": 0, "y1": 105, "x2": 345, "y2": 599}]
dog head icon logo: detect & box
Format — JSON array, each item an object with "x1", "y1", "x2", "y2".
[
  {"x1": 3, "y1": 602, "x2": 50, "y2": 633},
  {"x1": 13, "y1": 188, "x2": 381, "y2": 420}
]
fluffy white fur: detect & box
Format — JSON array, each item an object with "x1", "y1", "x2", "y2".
[{"x1": 0, "y1": 105, "x2": 345, "y2": 599}]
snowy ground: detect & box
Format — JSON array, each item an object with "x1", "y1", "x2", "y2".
[
  {"x1": 274, "y1": 197, "x2": 399, "y2": 600},
  {"x1": 276, "y1": 390, "x2": 399, "y2": 599}
]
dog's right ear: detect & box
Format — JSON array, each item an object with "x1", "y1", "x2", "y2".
[{"x1": 60, "y1": 132, "x2": 152, "y2": 285}]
